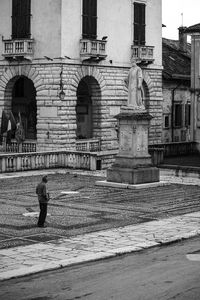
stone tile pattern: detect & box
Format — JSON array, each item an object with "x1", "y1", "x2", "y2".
[
  {"x1": 0, "y1": 212, "x2": 200, "y2": 281},
  {"x1": 0, "y1": 172, "x2": 200, "y2": 250}
]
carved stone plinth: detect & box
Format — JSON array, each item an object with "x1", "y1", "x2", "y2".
[{"x1": 107, "y1": 108, "x2": 159, "y2": 184}]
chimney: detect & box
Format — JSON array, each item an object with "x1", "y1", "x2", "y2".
[{"x1": 178, "y1": 26, "x2": 188, "y2": 52}]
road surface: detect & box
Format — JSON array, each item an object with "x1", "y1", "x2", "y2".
[{"x1": 1, "y1": 236, "x2": 200, "y2": 300}]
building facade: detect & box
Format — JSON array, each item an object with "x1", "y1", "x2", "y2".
[
  {"x1": 162, "y1": 29, "x2": 191, "y2": 143},
  {"x1": 0, "y1": 0, "x2": 163, "y2": 152}
]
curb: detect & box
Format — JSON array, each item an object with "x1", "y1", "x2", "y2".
[{"x1": 0, "y1": 224, "x2": 200, "y2": 281}]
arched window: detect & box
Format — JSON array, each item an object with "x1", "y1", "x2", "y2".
[{"x1": 12, "y1": 77, "x2": 37, "y2": 140}]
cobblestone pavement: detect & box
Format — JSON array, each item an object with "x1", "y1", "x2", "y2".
[
  {"x1": 0, "y1": 168, "x2": 200, "y2": 280},
  {"x1": 1, "y1": 211, "x2": 200, "y2": 281}
]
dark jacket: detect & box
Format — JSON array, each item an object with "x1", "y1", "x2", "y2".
[{"x1": 36, "y1": 181, "x2": 49, "y2": 203}]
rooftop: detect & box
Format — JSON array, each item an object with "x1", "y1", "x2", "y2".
[{"x1": 162, "y1": 38, "x2": 191, "y2": 81}]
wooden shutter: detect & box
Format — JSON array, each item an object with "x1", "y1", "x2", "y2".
[
  {"x1": 174, "y1": 104, "x2": 182, "y2": 127},
  {"x1": 82, "y1": 0, "x2": 97, "y2": 39},
  {"x1": 185, "y1": 103, "x2": 191, "y2": 127},
  {"x1": 12, "y1": 0, "x2": 31, "y2": 39},
  {"x1": 134, "y1": 3, "x2": 145, "y2": 45}
]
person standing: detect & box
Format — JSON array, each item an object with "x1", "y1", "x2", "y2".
[{"x1": 36, "y1": 175, "x2": 49, "y2": 228}]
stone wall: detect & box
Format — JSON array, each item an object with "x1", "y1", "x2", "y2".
[{"x1": 0, "y1": 61, "x2": 163, "y2": 151}]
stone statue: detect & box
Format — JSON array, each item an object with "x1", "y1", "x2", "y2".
[{"x1": 125, "y1": 57, "x2": 145, "y2": 109}]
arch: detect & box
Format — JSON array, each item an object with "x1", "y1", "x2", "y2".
[
  {"x1": 141, "y1": 70, "x2": 156, "y2": 111},
  {"x1": 0, "y1": 65, "x2": 45, "y2": 94},
  {"x1": 71, "y1": 66, "x2": 106, "y2": 92},
  {"x1": 142, "y1": 70, "x2": 156, "y2": 98},
  {"x1": 3, "y1": 75, "x2": 37, "y2": 140},
  {"x1": 142, "y1": 80, "x2": 150, "y2": 111},
  {"x1": 76, "y1": 75, "x2": 101, "y2": 139}
]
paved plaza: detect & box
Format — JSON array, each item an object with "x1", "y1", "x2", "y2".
[{"x1": 0, "y1": 168, "x2": 200, "y2": 280}]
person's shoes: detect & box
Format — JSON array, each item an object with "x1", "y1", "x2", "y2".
[{"x1": 37, "y1": 224, "x2": 47, "y2": 228}]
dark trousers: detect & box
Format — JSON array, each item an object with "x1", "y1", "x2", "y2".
[{"x1": 38, "y1": 203, "x2": 47, "y2": 226}]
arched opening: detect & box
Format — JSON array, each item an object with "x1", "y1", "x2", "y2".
[
  {"x1": 76, "y1": 76, "x2": 101, "y2": 140},
  {"x1": 142, "y1": 81, "x2": 150, "y2": 112},
  {"x1": 12, "y1": 76, "x2": 37, "y2": 140}
]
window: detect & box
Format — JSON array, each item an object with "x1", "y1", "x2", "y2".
[
  {"x1": 185, "y1": 103, "x2": 191, "y2": 127},
  {"x1": 134, "y1": 2, "x2": 146, "y2": 45},
  {"x1": 174, "y1": 104, "x2": 182, "y2": 127},
  {"x1": 12, "y1": 0, "x2": 31, "y2": 39},
  {"x1": 82, "y1": 0, "x2": 97, "y2": 39},
  {"x1": 164, "y1": 114, "x2": 170, "y2": 129}
]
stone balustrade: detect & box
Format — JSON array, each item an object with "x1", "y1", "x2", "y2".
[
  {"x1": 149, "y1": 142, "x2": 197, "y2": 157},
  {"x1": 5, "y1": 141, "x2": 36, "y2": 153},
  {"x1": 0, "y1": 151, "x2": 98, "y2": 173},
  {"x1": 76, "y1": 139, "x2": 101, "y2": 152},
  {"x1": 80, "y1": 39, "x2": 107, "y2": 60},
  {"x1": 2, "y1": 39, "x2": 34, "y2": 59},
  {"x1": 131, "y1": 45, "x2": 154, "y2": 63}
]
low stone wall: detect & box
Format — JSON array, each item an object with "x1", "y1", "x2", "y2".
[
  {"x1": 0, "y1": 147, "x2": 164, "y2": 173},
  {"x1": 149, "y1": 142, "x2": 197, "y2": 157},
  {"x1": 0, "y1": 151, "x2": 98, "y2": 173}
]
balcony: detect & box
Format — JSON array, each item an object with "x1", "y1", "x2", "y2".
[
  {"x1": 131, "y1": 45, "x2": 154, "y2": 64},
  {"x1": 2, "y1": 39, "x2": 34, "y2": 60},
  {"x1": 80, "y1": 39, "x2": 107, "y2": 61}
]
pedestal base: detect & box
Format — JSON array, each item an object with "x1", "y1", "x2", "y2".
[
  {"x1": 107, "y1": 109, "x2": 160, "y2": 185},
  {"x1": 107, "y1": 165, "x2": 159, "y2": 185}
]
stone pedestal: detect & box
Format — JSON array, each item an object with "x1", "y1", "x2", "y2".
[{"x1": 107, "y1": 107, "x2": 159, "y2": 184}]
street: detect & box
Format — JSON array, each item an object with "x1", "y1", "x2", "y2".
[{"x1": 1, "y1": 236, "x2": 200, "y2": 300}]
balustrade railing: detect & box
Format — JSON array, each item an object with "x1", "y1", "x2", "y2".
[
  {"x1": 131, "y1": 45, "x2": 154, "y2": 63},
  {"x1": 76, "y1": 139, "x2": 100, "y2": 152},
  {"x1": 149, "y1": 142, "x2": 197, "y2": 157},
  {"x1": 2, "y1": 39, "x2": 34, "y2": 58},
  {"x1": 0, "y1": 151, "x2": 98, "y2": 173},
  {"x1": 5, "y1": 141, "x2": 36, "y2": 153},
  {"x1": 80, "y1": 39, "x2": 107, "y2": 60}
]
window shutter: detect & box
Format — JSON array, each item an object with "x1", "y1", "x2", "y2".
[
  {"x1": 174, "y1": 104, "x2": 182, "y2": 127},
  {"x1": 82, "y1": 0, "x2": 89, "y2": 38},
  {"x1": 134, "y1": 3, "x2": 145, "y2": 45},
  {"x1": 12, "y1": 0, "x2": 31, "y2": 39},
  {"x1": 185, "y1": 103, "x2": 191, "y2": 127},
  {"x1": 82, "y1": 0, "x2": 97, "y2": 39},
  {"x1": 90, "y1": 0, "x2": 97, "y2": 39}
]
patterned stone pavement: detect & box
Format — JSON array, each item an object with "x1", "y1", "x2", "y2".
[
  {"x1": 1, "y1": 168, "x2": 200, "y2": 281},
  {"x1": 1, "y1": 211, "x2": 200, "y2": 281},
  {"x1": 0, "y1": 168, "x2": 200, "y2": 250}
]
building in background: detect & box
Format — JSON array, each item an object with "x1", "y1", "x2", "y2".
[
  {"x1": 162, "y1": 27, "x2": 191, "y2": 143},
  {"x1": 185, "y1": 23, "x2": 200, "y2": 152},
  {"x1": 0, "y1": 0, "x2": 163, "y2": 153}
]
